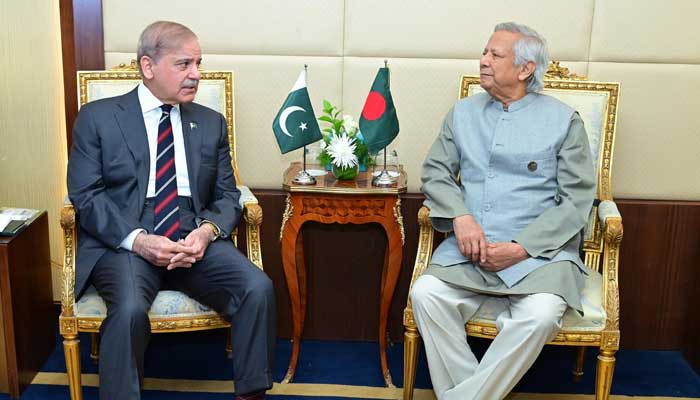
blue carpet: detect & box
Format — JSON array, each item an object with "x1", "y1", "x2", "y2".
[
  {"x1": 6, "y1": 329, "x2": 700, "y2": 399},
  {"x1": 8, "y1": 385, "x2": 359, "y2": 400}
]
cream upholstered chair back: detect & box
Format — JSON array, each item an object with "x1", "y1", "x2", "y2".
[{"x1": 77, "y1": 62, "x2": 242, "y2": 183}]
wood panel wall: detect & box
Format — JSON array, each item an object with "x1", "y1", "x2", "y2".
[
  {"x1": 60, "y1": 0, "x2": 700, "y2": 369},
  {"x1": 253, "y1": 194, "x2": 700, "y2": 351}
]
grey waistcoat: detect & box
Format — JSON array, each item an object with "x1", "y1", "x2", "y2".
[{"x1": 431, "y1": 92, "x2": 586, "y2": 287}]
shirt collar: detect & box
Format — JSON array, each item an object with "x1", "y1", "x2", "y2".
[
  {"x1": 138, "y1": 83, "x2": 180, "y2": 115},
  {"x1": 488, "y1": 92, "x2": 537, "y2": 113}
]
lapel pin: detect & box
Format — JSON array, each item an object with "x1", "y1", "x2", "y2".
[{"x1": 190, "y1": 122, "x2": 198, "y2": 130}]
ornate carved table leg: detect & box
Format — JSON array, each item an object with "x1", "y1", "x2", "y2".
[
  {"x1": 377, "y1": 197, "x2": 405, "y2": 387},
  {"x1": 280, "y1": 199, "x2": 304, "y2": 384}
]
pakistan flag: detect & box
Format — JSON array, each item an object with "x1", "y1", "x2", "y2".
[{"x1": 272, "y1": 70, "x2": 322, "y2": 154}]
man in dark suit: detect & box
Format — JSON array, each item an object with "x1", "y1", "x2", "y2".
[{"x1": 67, "y1": 21, "x2": 275, "y2": 400}]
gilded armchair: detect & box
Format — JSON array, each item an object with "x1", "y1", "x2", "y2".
[
  {"x1": 402, "y1": 63, "x2": 622, "y2": 400},
  {"x1": 59, "y1": 64, "x2": 264, "y2": 400}
]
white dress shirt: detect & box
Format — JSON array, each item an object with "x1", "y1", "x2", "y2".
[{"x1": 119, "y1": 84, "x2": 193, "y2": 250}]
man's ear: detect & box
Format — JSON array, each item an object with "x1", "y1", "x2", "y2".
[
  {"x1": 518, "y1": 60, "x2": 536, "y2": 83},
  {"x1": 140, "y1": 56, "x2": 155, "y2": 80}
]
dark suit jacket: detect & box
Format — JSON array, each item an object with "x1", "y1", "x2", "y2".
[{"x1": 67, "y1": 87, "x2": 242, "y2": 296}]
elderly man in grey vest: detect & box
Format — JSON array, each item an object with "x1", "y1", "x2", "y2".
[{"x1": 411, "y1": 22, "x2": 595, "y2": 400}]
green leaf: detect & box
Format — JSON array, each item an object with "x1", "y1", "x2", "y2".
[{"x1": 318, "y1": 116, "x2": 335, "y2": 124}]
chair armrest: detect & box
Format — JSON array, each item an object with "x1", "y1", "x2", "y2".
[
  {"x1": 404, "y1": 206, "x2": 435, "y2": 326},
  {"x1": 237, "y1": 185, "x2": 258, "y2": 206},
  {"x1": 60, "y1": 198, "x2": 77, "y2": 317},
  {"x1": 239, "y1": 186, "x2": 264, "y2": 271},
  {"x1": 598, "y1": 200, "x2": 621, "y2": 226},
  {"x1": 599, "y1": 200, "x2": 623, "y2": 346}
]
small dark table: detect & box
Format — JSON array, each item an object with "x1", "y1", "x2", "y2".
[{"x1": 0, "y1": 211, "x2": 55, "y2": 398}]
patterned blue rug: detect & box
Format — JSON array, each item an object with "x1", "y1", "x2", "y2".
[{"x1": 4, "y1": 329, "x2": 700, "y2": 399}]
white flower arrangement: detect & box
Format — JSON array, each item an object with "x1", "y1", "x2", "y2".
[
  {"x1": 317, "y1": 100, "x2": 372, "y2": 179},
  {"x1": 327, "y1": 132, "x2": 358, "y2": 169}
]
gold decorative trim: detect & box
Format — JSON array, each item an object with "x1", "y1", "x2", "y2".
[
  {"x1": 601, "y1": 330, "x2": 620, "y2": 350},
  {"x1": 584, "y1": 252, "x2": 602, "y2": 272},
  {"x1": 280, "y1": 193, "x2": 293, "y2": 241},
  {"x1": 61, "y1": 204, "x2": 76, "y2": 317},
  {"x1": 393, "y1": 196, "x2": 405, "y2": 245},
  {"x1": 76, "y1": 316, "x2": 230, "y2": 333},
  {"x1": 110, "y1": 60, "x2": 139, "y2": 71},
  {"x1": 283, "y1": 185, "x2": 407, "y2": 195},
  {"x1": 60, "y1": 317, "x2": 78, "y2": 335},
  {"x1": 244, "y1": 203, "x2": 264, "y2": 270},
  {"x1": 403, "y1": 206, "x2": 434, "y2": 315},
  {"x1": 602, "y1": 218, "x2": 622, "y2": 332},
  {"x1": 466, "y1": 322, "x2": 602, "y2": 345},
  {"x1": 544, "y1": 61, "x2": 587, "y2": 80}
]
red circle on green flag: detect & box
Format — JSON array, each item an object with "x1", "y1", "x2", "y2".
[{"x1": 362, "y1": 91, "x2": 386, "y2": 121}]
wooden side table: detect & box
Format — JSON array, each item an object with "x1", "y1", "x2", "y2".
[
  {"x1": 279, "y1": 163, "x2": 407, "y2": 387},
  {"x1": 0, "y1": 211, "x2": 55, "y2": 398}
]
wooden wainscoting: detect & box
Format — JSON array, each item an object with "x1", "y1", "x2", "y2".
[{"x1": 246, "y1": 191, "x2": 700, "y2": 368}]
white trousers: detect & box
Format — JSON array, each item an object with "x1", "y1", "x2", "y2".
[{"x1": 410, "y1": 275, "x2": 567, "y2": 400}]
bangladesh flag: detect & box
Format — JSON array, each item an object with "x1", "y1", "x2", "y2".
[
  {"x1": 359, "y1": 67, "x2": 399, "y2": 154},
  {"x1": 272, "y1": 70, "x2": 322, "y2": 154}
]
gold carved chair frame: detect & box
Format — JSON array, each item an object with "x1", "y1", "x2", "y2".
[
  {"x1": 402, "y1": 62, "x2": 623, "y2": 400},
  {"x1": 59, "y1": 62, "x2": 264, "y2": 400}
]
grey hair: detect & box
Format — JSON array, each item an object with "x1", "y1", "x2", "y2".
[
  {"x1": 494, "y1": 22, "x2": 549, "y2": 92},
  {"x1": 137, "y1": 21, "x2": 197, "y2": 75}
]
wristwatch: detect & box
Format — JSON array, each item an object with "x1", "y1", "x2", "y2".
[{"x1": 201, "y1": 221, "x2": 221, "y2": 242}]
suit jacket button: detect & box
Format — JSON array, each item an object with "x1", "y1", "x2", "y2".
[{"x1": 527, "y1": 161, "x2": 538, "y2": 171}]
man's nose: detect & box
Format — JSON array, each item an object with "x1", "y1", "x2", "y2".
[
  {"x1": 189, "y1": 64, "x2": 201, "y2": 80},
  {"x1": 480, "y1": 54, "x2": 490, "y2": 67}
]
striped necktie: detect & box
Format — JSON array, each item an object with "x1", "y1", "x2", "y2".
[{"x1": 153, "y1": 104, "x2": 180, "y2": 241}]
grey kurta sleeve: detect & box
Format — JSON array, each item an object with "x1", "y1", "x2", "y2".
[
  {"x1": 513, "y1": 113, "x2": 596, "y2": 258},
  {"x1": 421, "y1": 107, "x2": 470, "y2": 233}
]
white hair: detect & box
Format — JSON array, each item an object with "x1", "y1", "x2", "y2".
[{"x1": 494, "y1": 22, "x2": 549, "y2": 92}]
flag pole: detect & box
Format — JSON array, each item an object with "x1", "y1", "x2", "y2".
[
  {"x1": 293, "y1": 64, "x2": 317, "y2": 185},
  {"x1": 372, "y1": 60, "x2": 398, "y2": 187}
]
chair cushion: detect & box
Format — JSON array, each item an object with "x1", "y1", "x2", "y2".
[
  {"x1": 470, "y1": 269, "x2": 607, "y2": 332},
  {"x1": 76, "y1": 290, "x2": 218, "y2": 318}
]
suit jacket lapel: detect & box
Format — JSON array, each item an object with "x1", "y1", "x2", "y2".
[
  {"x1": 180, "y1": 103, "x2": 202, "y2": 211},
  {"x1": 115, "y1": 88, "x2": 149, "y2": 205}
]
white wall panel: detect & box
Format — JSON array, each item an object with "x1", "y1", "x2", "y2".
[
  {"x1": 589, "y1": 0, "x2": 700, "y2": 63},
  {"x1": 344, "y1": 0, "x2": 594, "y2": 61},
  {"x1": 102, "y1": 1, "x2": 700, "y2": 199},
  {"x1": 106, "y1": 53, "x2": 343, "y2": 190},
  {"x1": 103, "y1": 0, "x2": 344, "y2": 56},
  {"x1": 588, "y1": 62, "x2": 700, "y2": 200},
  {"x1": 342, "y1": 59, "x2": 588, "y2": 192}
]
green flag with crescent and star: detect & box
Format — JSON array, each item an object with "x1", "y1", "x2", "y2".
[
  {"x1": 272, "y1": 70, "x2": 322, "y2": 154},
  {"x1": 359, "y1": 67, "x2": 399, "y2": 154}
]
